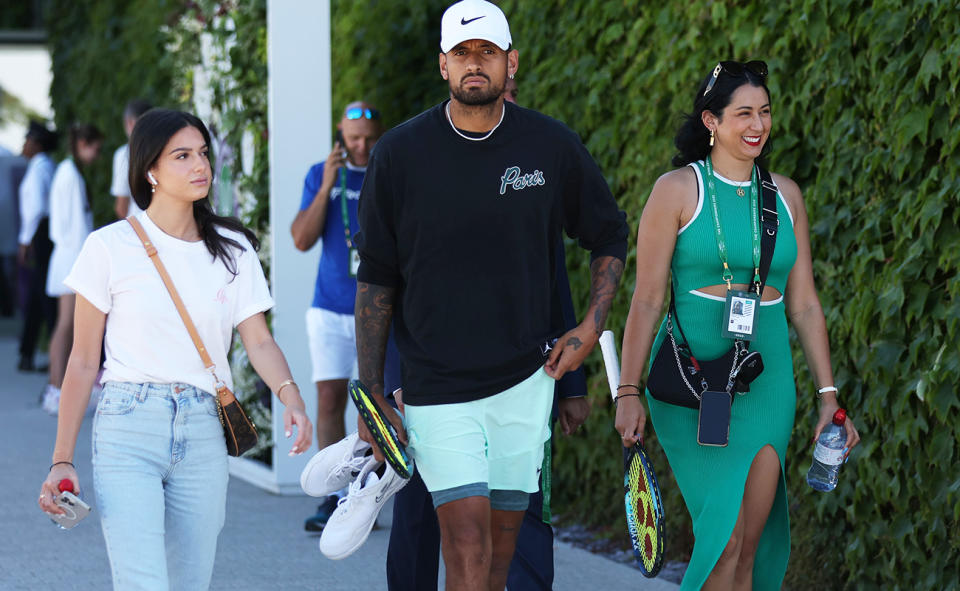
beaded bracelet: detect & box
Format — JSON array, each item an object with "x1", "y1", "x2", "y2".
[{"x1": 49, "y1": 461, "x2": 75, "y2": 472}]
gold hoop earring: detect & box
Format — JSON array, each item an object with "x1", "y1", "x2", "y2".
[{"x1": 709, "y1": 129, "x2": 715, "y2": 147}]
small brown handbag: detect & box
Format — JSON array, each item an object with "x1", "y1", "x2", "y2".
[{"x1": 127, "y1": 217, "x2": 257, "y2": 456}]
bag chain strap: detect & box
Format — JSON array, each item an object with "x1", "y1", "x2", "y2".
[{"x1": 666, "y1": 313, "x2": 745, "y2": 401}]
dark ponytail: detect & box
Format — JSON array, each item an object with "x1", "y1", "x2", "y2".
[
  {"x1": 672, "y1": 65, "x2": 772, "y2": 168},
  {"x1": 129, "y1": 108, "x2": 259, "y2": 277}
]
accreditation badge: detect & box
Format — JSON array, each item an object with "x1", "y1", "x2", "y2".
[
  {"x1": 349, "y1": 249, "x2": 360, "y2": 277},
  {"x1": 722, "y1": 290, "x2": 759, "y2": 341}
]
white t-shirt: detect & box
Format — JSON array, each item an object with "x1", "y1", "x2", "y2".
[
  {"x1": 47, "y1": 159, "x2": 93, "y2": 296},
  {"x1": 64, "y1": 213, "x2": 274, "y2": 394},
  {"x1": 110, "y1": 144, "x2": 143, "y2": 217}
]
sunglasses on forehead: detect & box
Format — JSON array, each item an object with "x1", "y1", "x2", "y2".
[
  {"x1": 702, "y1": 60, "x2": 769, "y2": 97},
  {"x1": 345, "y1": 107, "x2": 381, "y2": 120}
]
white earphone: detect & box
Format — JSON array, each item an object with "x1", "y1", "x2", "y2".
[{"x1": 147, "y1": 171, "x2": 157, "y2": 185}]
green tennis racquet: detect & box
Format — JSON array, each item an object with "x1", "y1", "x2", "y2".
[
  {"x1": 600, "y1": 330, "x2": 666, "y2": 577},
  {"x1": 348, "y1": 379, "x2": 414, "y2": 479}
]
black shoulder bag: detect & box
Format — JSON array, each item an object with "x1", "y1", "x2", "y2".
[{"x1": 646, "y1": 168, "x2": 779, "y2": 409}]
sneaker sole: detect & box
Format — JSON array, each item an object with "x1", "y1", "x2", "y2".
[
  {"x1": 319, "y1": 478, "x2": 406, "y2": 560},
  {"x1": 319, "y1": 516, "x2": 378, "y2": 560}
]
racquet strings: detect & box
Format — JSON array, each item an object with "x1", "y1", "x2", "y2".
[{"x1": 624, "y1": 444, "x2": 664, "y2": 577}]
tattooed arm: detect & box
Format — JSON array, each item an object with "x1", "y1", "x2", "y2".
[
  {"x1": 354, "y1": 281, "x2": 406, "y2": 458},
  {"x1": 545, "y1": 255, "x2": 625, "y2": 380}
]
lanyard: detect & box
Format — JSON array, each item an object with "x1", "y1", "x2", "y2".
[
  {"x1": 338, "y1": 168, "x2": 352, "y2": 248},
  {"x1": 704, "y1": 156, "x2": 761, "y2": 293}
]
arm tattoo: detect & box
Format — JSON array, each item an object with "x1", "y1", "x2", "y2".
[
  {"x1": 565, "y1": 336, "x2": 583, "y2": 350},
  {"x1": 588, "y1": 256, "x2": 624, "y2": 336},
  {"x1": 355, "y1": 282, "x2": 396, "y2": 396}
]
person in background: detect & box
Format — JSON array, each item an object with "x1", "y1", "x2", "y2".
[
  {"x1": 290, "y1": 101, "x2": 383, "y2": 531},
  {"x1": 17, "y1": 121, "x2": 58, "y2": 372},
  {"x1": 37, "y1": 109, "x2": 311, "y2": 590},
  {"x1": 0, "y1": 149, "x2": 27, "y2": 317},
  {"x1": 112, "y1": 99, "x2": 154, "y2": 219},
  {"x1": 41, "y1": 124, "x2": 103, "y2": 415}
]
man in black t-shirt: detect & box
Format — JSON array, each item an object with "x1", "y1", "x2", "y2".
[{"x1": 354, "y1": 1, "x2": 628, "y2": 589}]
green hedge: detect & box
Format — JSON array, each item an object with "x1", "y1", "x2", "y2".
[
  {"x1": 46, "y1": 0, "x2": 179, "y2": 227},
  {"x1": 331, "y1": 0, "x2": 451, "y2": 126},
  {"x1": 48, "y1": 1, "x2": 959, "y2": 587},
  {"x1": 334, "y1": 1, "x2": 959, "y2": 588}
]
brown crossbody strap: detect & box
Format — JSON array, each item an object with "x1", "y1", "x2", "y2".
[{"x1": 126, "y1": 217, "x2": 234, "y2": 401}]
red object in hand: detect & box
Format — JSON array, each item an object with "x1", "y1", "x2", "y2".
[
  {"x1": 832, "y1": 408, "x2": 847, "y2": 425},
  {"x1": 57, "y1": 479, "x2": 74, "y2": 493}
]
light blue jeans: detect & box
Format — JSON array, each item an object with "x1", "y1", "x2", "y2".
[{"x1": 92, "y1": 382, "x2": 229, "y2": 591}]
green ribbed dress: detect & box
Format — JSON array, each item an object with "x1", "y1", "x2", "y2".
[{"x1": 646, "y1": 161, "x2": 798, "y2": 590}]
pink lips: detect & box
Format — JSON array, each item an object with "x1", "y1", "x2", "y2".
[{"x1": 191, "y1": 178, "x2": 209, "y2": 185}]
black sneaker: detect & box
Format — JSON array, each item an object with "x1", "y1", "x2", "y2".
[{"x1": 304, "y1": 494, "x2": 339, "y2": 532}]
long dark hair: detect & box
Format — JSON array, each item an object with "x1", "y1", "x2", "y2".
[
  {"x1": 672, "y1": 65, "x2": 772, "y2": 167},
  {"x1": 129, "y1": 109, "x2": 259, "y2": 276}
]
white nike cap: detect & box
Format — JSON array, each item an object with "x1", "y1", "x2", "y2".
[{"x1": 440, "y1": 0, "x2": 512, "y2": 54}]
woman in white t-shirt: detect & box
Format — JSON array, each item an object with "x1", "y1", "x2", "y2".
[
  {"x1": 37, "y1": 109, "x2": 313, "y2": 590},
  {"x1": 42, "y1": 123, "x2": 103, "y2": 415}
]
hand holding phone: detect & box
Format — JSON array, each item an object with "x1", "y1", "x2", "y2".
[
  {"x1": 335, "y1": 130, "x2": 347, "y2": 160},
  {"x1": 50, "y1": 479, "x2": 92, "y2": 529}
]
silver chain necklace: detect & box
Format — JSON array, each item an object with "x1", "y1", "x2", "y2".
[{"x1": 445, "y1": 101, "x2": 505, "y2": 142}]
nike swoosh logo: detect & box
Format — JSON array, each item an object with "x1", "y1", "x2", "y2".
[
  {"x1": 461, "y1": 16, "x2": 485, "y2": 25},
  {"x1": 376, "y1": 493, "x2": 385, "y2": 503}
]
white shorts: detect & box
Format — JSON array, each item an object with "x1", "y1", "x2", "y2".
[{"x1": 306, "y1": 307, "x2": 358, "y2": 382}]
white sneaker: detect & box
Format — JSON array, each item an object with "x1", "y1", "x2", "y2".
[
  {"x1": 300, "y1": 431, "x2": 373, "y2": 497},
  {"x1": 319, "y1": 457, "x2": 407, "y2": 560},
  {"x1": 41, "y1": 385, "x2": 60, "y2": 416}
]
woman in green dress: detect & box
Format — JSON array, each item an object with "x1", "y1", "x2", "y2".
[{"x1": 615, "y1": 62, "x2": 861, "y2": 590}]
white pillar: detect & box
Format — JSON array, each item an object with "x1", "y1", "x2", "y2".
[{"x1": 230, "y1": 0, "x2": 331, "y2": 494}]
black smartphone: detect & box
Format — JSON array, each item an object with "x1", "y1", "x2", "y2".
[
  {"x1": 335, "y1": 129, "x2": 347, "y2": 159},
  {"x1": 698, "y1": 390, "x2": 731, "y2": 447}
]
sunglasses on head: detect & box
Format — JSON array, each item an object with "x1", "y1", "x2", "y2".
[
  {"x1": 702, "y1": 60, "x2": 768, "y2": 97},
  {"x1": 345, "y1": 107, "x2": 381, "y2": 120}
]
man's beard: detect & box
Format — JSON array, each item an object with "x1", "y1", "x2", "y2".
[{"x1": 450, "y1": 74, "x2": 505, "y2": 106}]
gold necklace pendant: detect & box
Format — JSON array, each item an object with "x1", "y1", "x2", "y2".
[{"x1": 736, "y1": 187, "x2": 746, "y2": 197}]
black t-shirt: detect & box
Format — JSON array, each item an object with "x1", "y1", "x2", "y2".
[{"x1": 356, "y1": 100, "x2": 628, "y2": 405}]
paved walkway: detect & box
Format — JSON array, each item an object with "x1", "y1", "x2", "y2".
[{"x1": 0, "y1": 316, "x2": 677, "y2": 590}]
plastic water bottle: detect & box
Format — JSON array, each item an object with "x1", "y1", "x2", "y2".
[{"x1": 806, "y1": 408, "x2": 847, "y2": 492}]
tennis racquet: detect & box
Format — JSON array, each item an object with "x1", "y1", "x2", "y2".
[
  {"x1": 599, "y1": 330, "x2": 665, "y2": 578},
  {"x1": 348, "y1": 379, "x2": 414, "y2": 479}
]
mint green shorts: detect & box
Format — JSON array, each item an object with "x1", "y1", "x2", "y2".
[{"x1": 404, "y1": 367, "x2": 554, "y2": 507}]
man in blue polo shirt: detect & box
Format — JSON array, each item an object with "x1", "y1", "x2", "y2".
[{"x1": 291, "y1": 101, "x2": 383, "y2": 531}]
